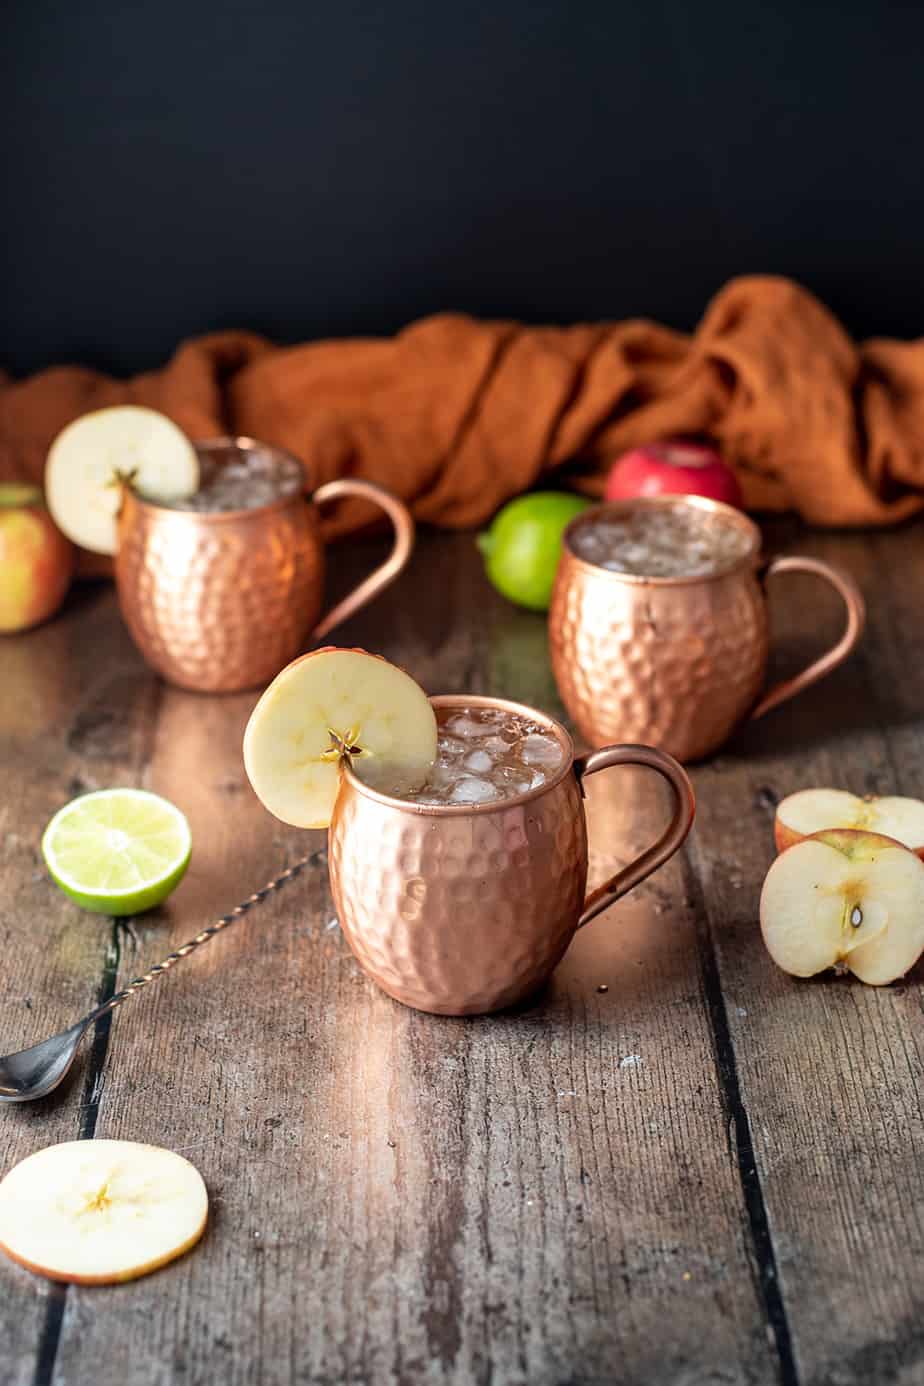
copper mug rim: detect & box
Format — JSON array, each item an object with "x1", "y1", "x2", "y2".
[
  {"x1": 562, "y1": 493, "x2": 762, "y2": 586},
  {"x1": 340, "y1": 693, "x2": 577, "y2": 816},
  {"x1": 125, "y1": 436, "x2": 309, "y2": 524}
]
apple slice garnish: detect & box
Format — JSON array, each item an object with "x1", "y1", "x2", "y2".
[
  {"x1": 46, "y1": 406, "x2": 199, "y2": 555},
  {"x1": 775, "y1": 788, "x2": 924, "y2": 860},
  {"x1": 0, "y1": 1140, "x2": 208, "y2": 1284},
  {"x1": 243, "y1": 647, "x2": 438, "y2": 829},
  {"x1": 760, "y1": 828, "x2": 924, "y2": 985}
]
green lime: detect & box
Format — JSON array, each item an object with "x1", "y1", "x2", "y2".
[
  {"x1": 477, "y1": 492, "x2": 592, "y2": 611},
  {"x1": 42, "y1": 789, "x2": 192, "y2": 916}
]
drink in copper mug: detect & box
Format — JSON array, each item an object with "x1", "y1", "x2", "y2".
[
  {"x1": 364, "y1": 703, "x2": 567, "y2": 804},
  {"x1": 115, "y1": 437, "x2": 414, "y2": 693},
  {"x1": 329, "y1": 695, "x2": 695, "y2": 1016},
  {"x1": 549, "y1": 495, "x2": 865, "y2": 763}
]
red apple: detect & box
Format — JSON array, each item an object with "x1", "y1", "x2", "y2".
[
  {"x1": 0, "y1": 483, "x2": 75, "y2": 633},
  {"x1": 604, "y1": 441, "x2": 743, "y2": 508}
]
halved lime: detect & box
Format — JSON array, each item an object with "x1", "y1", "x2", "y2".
[{"x1": 41, "y1": 789, "x2": 192, "y2": 916}]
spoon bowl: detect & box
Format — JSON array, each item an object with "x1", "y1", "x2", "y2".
[{"x1": 0, "y1": 1023, "x2": 89, "y2": 1102}]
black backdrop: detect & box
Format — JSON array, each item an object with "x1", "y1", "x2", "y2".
[{"x1": 3, "y1": 0, "x2": 922, "y2": 376}]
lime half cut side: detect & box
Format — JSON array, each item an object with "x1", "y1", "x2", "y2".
[{"x1": 42, "y1": 789, "x2": 192, "y2": 916}]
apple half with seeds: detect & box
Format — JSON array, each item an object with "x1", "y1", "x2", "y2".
[
  {"x1": 760, "y1": 829, "x2": 924, "y2": 985},
  {"x1": 244, "y1": 647, "x2": 438, "y2": 828},
  {"x1": 46, "y1": 405, "x2": 199, "y2": 555},
  {"x1": 774, "y1": 788, "x2": 924, "y2": 860},
  {"x1": 0, "y1": 1140, "x2": 207, "y2": 1284}
]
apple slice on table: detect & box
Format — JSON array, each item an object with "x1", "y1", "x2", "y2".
[
  {"x1": 760, "y1": 829, "x2": 924, "y2": 985},
  {"x1": 46, "y1": 406, "x2": 199, "y2": 555},
  {"x1": 0, "y1": 1140, "x2": 208, "y2": 1284},
  {"x1": 775, "y1": 788, "x2": 924, "y2": 860},
  {"x1": 244, "y1": 647, "x2": 438, "y2": 828}
]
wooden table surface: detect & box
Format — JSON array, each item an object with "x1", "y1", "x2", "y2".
[{"x1": 2, "y1": 519, "x2": 923, "y2": 1386}]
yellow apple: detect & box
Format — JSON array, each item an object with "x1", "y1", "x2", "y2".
[{"x1": 0, "y1": 484, "x2": 75, "y2": 633}]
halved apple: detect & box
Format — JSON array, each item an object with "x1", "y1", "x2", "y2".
[
  {"x1": 46, "y1": 406, "x2": 199, "y2": 554},
  {"x1": 0, "y1": 1140, "x2": 208, "y2": 1284},
  {"x1": 775, "y1": 788, "x2": 924, "y2": 860},
  {"x1": 243, "y1": 647, "x2": 438, "y2": 828},
  {"x1": 760, "y1": 828, "x2": 924, "y2": 985}
]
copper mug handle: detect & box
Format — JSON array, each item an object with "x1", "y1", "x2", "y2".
[
  {"x1": 574, "y1": 744, "x2": 696, "y2": 929},
  {"x1": 310, "y1": 480, "x2": 415, "y2": 641},
  {"x1": 750, "y1": 557, "x2": 865, "y2": 722}
]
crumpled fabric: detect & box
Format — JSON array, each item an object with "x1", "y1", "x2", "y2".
[{"x1": 2, "y1": 274, "x2": 922, "y2": 575}]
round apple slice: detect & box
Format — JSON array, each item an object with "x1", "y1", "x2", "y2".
[
  {"x1": 46, "y1": 406, "x2": 199, "y2": 554},
  {"x1": 244, "y1": 647, "x2": 438, "y2": 829},
  {"x1": 760, "y1": 828, "x2": 924, "y2": 986},
  {"x1": 775, "y1": 788, "x2": 924, "y2": 860},
  {"x1": 0, "y1": 1140, "x2": 208, "y2": 1284}
]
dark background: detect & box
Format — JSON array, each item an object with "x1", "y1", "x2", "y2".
[{"x1": 3, "y1": 0, "x2": 921, "y2": 377}]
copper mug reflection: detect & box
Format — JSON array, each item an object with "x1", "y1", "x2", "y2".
[
  {"x1": 329, "y1": 695, "x2": 695, "y2": 1016},
  {"x1": 115, "y1": 437, "x2": 414, "y2": 693},
  {"x1": 549, "y1": 496, "x2": 865, "y2": 763}
]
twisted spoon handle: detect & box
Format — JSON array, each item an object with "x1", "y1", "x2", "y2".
[{"x1": 84, "y1": 850, "x2": 322, "y2": 1026}]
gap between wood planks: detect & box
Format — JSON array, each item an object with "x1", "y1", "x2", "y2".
[
  {"x1": 682, "y1": 841, "x2": 800, "y2": 1386},
  {"x1": 28, "y1": 861, "x2": 805, "y2": 1386},
  {"x1": 32, "y1": 917, "x2": 122, "y2": 1386}
]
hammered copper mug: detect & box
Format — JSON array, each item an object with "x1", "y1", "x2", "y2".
[
  {"x1": 549, "y1": 495, "x2": 865, "y2": 762},
  {"x1": 328, "y1": 694, "x2": 695, "y2": 1016},
  {"x1": 115, "y1": 437, "x2": 414, "y2": 693}
]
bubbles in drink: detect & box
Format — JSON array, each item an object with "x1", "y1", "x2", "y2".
[
  {"x1": 360, "y1": 706, "x2": 566, "y2": 806},
  {"x1": 569, "y1": 501, "x2": 752, "y2": 578},
  {"x1": 432, "y1": 735, "x2": 463, "y2": 757},
  {"x1": 155, "y1": 450, "x2": 304, "y2": 513}
]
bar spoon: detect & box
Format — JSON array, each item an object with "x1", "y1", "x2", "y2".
[{"x1": 0, "y1": 852, "x2": 319, "y2": 1104}]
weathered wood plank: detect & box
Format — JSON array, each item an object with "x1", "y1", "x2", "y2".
[
  {"x1": 689, "y1": 518, "x2": 924, "y2": 1386},
  {"x1": 0, "y1": 585, "x2": 163, "y2": 1386},
  {"x1": 41, "y1": 535, "x2": 775, "y2": 1386}
]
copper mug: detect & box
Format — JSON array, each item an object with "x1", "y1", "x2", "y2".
[
  {"x1": 115, "y1": 437, "x2": 414, "y2": 693},
  {"x1": 549, "y1": 495, "x2": 865, "y2": 762},
  {"x1": 328, "y1": 695, "x2": 695, "y2": 1016}
]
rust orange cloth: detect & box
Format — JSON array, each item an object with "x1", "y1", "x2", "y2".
[{"x1": 2, "y1": 274, "x2": 924, "y2": 568}]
